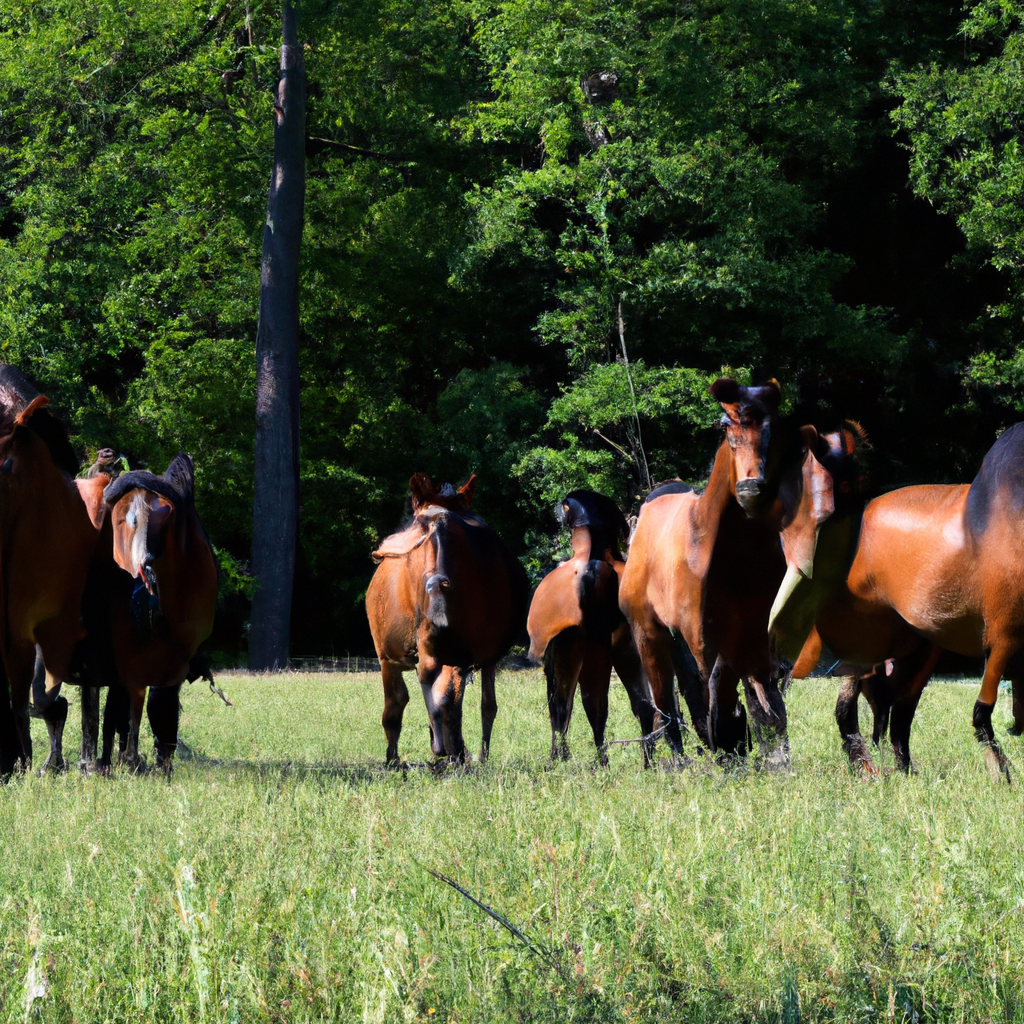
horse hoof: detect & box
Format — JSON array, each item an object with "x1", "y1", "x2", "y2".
[{"x1": 983, "y1": 745, "x2": 1011, "y2": 785}]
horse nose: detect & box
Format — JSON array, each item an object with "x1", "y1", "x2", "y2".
[
  {"x1": 735, "y1": 477, "x2": 764, "y2": 511},
  {"x1": 425, "y1": 574, "x2": 450, "y2": 595}
]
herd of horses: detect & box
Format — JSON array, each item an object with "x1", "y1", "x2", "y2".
[
  {"x1": 368, "y1": 377, "x2": 1024, "y2": 784},
  {"x1": 0, "y1": 364, "x2": 218, "y2": 777},
  {"x1": 0, "y1": 360, "x2": 1019, "y2": 784}
]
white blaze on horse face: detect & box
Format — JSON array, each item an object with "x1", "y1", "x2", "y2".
[{"x1": 112, "y1": 490, "x2": 173, "y2": 587}]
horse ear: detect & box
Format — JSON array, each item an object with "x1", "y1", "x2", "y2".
[
  {"x1": 748, "y1": 378, "x2": 781, "y2": 413},
  {"x1": 710, "y1": 378, "x2": 741, "y2": 405},
  {"x1": 371, "y1": 523, "x2": 430, "y2": 563},
  {"x1": 778, "y1": 425, "x2": 835, "y2": 579},
  {"x1": 408, "y1": 473, "x2": 435, "y2": 512},
  {"x1": 14, "y1": 394, "x2": 49, "y2": 426},
  {"x1": 458, "y1": 473, "x2": 478, "y2": 507}
]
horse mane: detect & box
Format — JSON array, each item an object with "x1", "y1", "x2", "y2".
[
  {"x1": 642, "y1": 479, "x2": 694, "y2": 504},
  {"x1": 0, "y1": 364, "x2": 79, "y2": 476},
  {"x1": 103, "y1": 452, "x2": 196, "y2": 511},
  {"x1": 560, "y1": 489, "x2": 629, "y2": 560}
]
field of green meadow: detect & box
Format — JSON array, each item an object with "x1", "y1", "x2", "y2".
[{"x1": 2, "y1": 670, "x2": 1024, "y2": 1023}]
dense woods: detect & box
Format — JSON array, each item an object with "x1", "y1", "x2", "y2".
[{"x1": 1, "y1": 0, "x2": 1022, "y2": 661}]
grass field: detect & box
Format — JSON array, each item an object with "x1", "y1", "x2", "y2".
[{"x1": 2, "y1": 670, "x2": 1024, "y2": 1023}]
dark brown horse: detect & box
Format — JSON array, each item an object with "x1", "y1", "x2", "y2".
[
  {"x1": 0, "y1": 366, "x2": 103, "y2": 775},
  {"x1": 527, "y1": 490, "x2": 651, "y2": 764},
  {"x1": 366, "y1": 473, "x2": 529, "y2": 764},
  {"x1": 772, "y1": 421, "x2": 1024, "y2": 781},
  {"x1": 619, "y1": 378, "x2": 835, "y2": 765}
]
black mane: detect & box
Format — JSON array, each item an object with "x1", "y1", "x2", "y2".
[{"x1": 103, "y1": 452, "x2": 195, "y2": 510}]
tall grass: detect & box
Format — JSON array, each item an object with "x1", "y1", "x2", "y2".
[{"x1": 2, "y1": 671, "x2": 1023, "y2": 1023}]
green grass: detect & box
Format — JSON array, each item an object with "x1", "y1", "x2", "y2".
[{"x1": 3, "y1": 671, "x2": 1024, "y2": 1023}]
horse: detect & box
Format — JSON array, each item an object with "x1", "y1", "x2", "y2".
[
  {"x1": 365, "y1": 473, "x2": 529, "y2": 765},
  {"x1": 0, "y1": 365, "x2": 104, "y2": 775},
  {"x1": 34, "y1": 453, "x2": 218, "y2": 773},
  {"x1": 527, "y1": 490, "x2": 652, "y2": 764},
  {"x1": 772, "y1": 421, "x2": 1024, "y2": 782},
  {"x1": 619, "y1": 378, "x2": 836, "y2": 765}
]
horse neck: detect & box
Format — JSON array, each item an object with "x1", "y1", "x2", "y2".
[
  {"x1": 570, "y1": 524, "x2": 621, "y2": 563},
  {"x1": 692, "y1": 441, "x2": 737, "y2": 532}
]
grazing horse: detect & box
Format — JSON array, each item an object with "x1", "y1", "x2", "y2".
[
  {"x1": 619, "y1": 378, "x2": 835, "y2": 764},
  {"x1": 366, "y1": 473, "x2": 529, "y2": 764},
  {"x1": 527, "y1": 490, "x2": 651, "y2": 764},
  {"x1": 0, "y1": 366, "x2": 103, "y2": 775},
  {"x1": 35, "y1": 454, "x2": 218, "y2": 773},
  {"x1": 772, "y1": 421, "x2": 1024, "y2": 781}
]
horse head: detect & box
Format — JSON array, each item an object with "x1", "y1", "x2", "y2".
[
  {"x1": 710, "y1": 377, "x2": 783, "y2": 516},
  {"x1": 103, "y1": 453, "x2": 196, "y2": 619}
]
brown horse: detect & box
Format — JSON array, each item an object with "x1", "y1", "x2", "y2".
[
  {"x1": 34, "y1": 454, "x2": 218, "y2": 773},
  {"x1": 0, "y1": 366, "x2": 104, "y2": 774},
  {"x1": 773, "y1": 421, "x2": 1024, "y2": 781},
  {"x1": 527, "y1": 490, "x2": 651, "y2": 764},
  {"x1": 619, "y1": 378, "x2": 835, "y2": 764},
  {"x1": 366, "y1": 473, "x2": 529, "y2": 764}
]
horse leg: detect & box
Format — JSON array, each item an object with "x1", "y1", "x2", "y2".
[
  {"x1": 859, "y1": 663, "x2": 892, "y2": 747},
  {"x1": 544, "y1": 630, "x2": 584, "y2": 762},
  {"x1": 30, "y1": 651, "x2": 68, "y2": 774},
  {"x1": 101, "y1": 684, "x2": 130, "y2": 768},
  {"x1": 709, "y1": 661, "x2": 746, "y2": 757},
  {"x1": 122, "y1": 685, "x2": 147, "y2": 771},
  {"x1": 610, "y1": 622, "x2": 658, "y2": 765},
  {"x1": 886, "y1": 646, "x2": 940, "y2": 772},
  {"x1": 0, "y1": 655, "x2": 17, "y2": 777},
  {"x1": 670, "y1": 633, "x2": 704, "y2": 752},
  {"x1": 80, "y1": 685, "x2": 100, "y2": 772},
  {"x1": 975, "y1": 645, "x2": 1012, "y2": 784},
  {"x1": 479, "y1": 663, "x2": 497, "y2": 763},
  {"x1": 1009, "y1": 675, "x2": 1024, "y2": 736},
  {"x1": 631, "y1": 623, "x2": 680, "y2": 765},
  {"x1": 8, "y1": 643, "x2": 36, "y2": 770},
  {"x1": 147, "y1": 684, "x2": 182, "y2": 776},
  {"x1": 419, "y1": 660, "x2": 467, "y2": 762},
  {"x1": 835, "y1": 674, "x2": 875, "y2": 772},
  {"x1": 578, "y1": 639, "x2": 612, "y2": 766},
  {"x1": 743, "y1": 671, "x2": 789, "y2": 768},
  {"x1": 380, "y1": 661, "x2": 410, "y2": 766}
]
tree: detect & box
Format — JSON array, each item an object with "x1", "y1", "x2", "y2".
[{"x1": 250, "y1": 2, "x2": 306, "y2": 670}]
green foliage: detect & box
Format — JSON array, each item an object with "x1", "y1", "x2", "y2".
[{"x1": 0, "y1": 0, "x2": 1012, "y2": 653}]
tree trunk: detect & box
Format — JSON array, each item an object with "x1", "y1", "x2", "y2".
[{"x1": 249, "y1": 2, "x2": 305, "y2": 671}]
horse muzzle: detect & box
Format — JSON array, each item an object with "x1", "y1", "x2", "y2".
[{"x1": 734, "y1": 477, "x2": 765, "y2": 513}]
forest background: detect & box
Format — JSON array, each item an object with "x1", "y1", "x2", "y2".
[{"x1": 1, "y1": 0, "x2": 1022, "y2": 662}]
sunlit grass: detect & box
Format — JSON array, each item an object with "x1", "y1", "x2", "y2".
[{"x1": 2, "y1": 671, "x2": 1023, "y2": 1023}]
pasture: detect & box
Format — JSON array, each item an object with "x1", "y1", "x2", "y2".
[{"x1": 2, "y1": 671, "x2": 1024, "y2": 1024}]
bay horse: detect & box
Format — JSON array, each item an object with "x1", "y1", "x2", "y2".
[
  {"x1": 772, "y1": 421, "x2": 1024, "y2": 781},
  {"x1": 366, "y1": 473, "x2": 530, "y2": 764},
  {"x1": 0, "y1": 366, "x2": 103, "y2": 775},
  {"x1": 527, "y1": 490, "x2": 652, "y2": 764},
  {"x1": 33, "y1": 453, "x2": 218, "y2": 773},
  {"x1": 619, "y1": 378, "x2": 835, "y2": 765}
]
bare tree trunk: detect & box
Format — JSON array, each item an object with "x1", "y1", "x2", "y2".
[{"x1": 249, "y1": 2, "x2": 305, "y2": 671}]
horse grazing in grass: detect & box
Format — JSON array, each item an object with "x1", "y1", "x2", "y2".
[
  {"x1": 619, "y1": 378, "x2": 836, "y2": 765},
  {"x1": 527, "y1": 490, "x2": 651, "y2": 764},
  {"x1": 772, "y1": 421, "x2": 1024, "y2": 781},
  {"x1": 366, "y1": 473, "x2": 529, "y2": 765}
]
